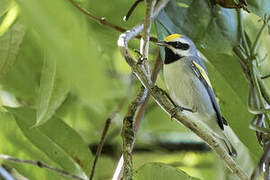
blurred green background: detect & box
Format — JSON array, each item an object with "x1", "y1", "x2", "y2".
[{"x1": 0, "y1": 0, "x2": 270, "y2": 179}]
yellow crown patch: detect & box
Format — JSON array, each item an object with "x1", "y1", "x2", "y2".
[{"x1": 164, "y1": 34, "x2": 181, "y2": 42}]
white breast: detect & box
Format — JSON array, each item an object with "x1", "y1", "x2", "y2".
[{"x1": 163, "y1": 59, "x2": 216, "y2": 122}]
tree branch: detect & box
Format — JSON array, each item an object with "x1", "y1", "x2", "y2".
[
  {"x1": 112, "y1": 52, "x2": 162, "y2": 180},
  {"x1": 68, "y1": 0, "x2": 157, "y2": 42},
  {"x1": 117, "y1": 0, "x2": 248, "y2": 179},
  {"x1": 116, "y1": 0, "x2": 158, "y2": 178},
  {"x1": 0, "y1": 165, "x2": 15, "y2": 180},
  {"x1": 0, "y1": 155, "x2": 84, "y2": 180}
]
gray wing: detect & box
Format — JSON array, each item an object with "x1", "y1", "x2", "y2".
[{"x1": 189, "y1": 57, "x2": 227, "y2": 130}]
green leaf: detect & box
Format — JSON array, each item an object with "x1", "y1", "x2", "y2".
[
  {"x1": 7, "y1": 107, "x2": 93, "y2": 178},
  {"x1": 134, "y1": 162, "x2": 200, "y2": 180},
  {"x1": 0, "y1": 21, "x2": 25, "y2": 78},
  {"x1": 155, "y1": 0, "x2": 259, "y2": 165},
  {"x1": 0, "y1": 0, "x2": 11, "y2": 17},
  {"x1": 36, "y1": 52, "x2": 69, "y2": 126},
  {"x1": 0, "y1": 110, "x2": 65, "y2": 179},
  {"x1": 247, "y1": 0, "x2": 270, "y2": 18},
  {"x1": 0, "y1": 2, "x2": 19, "y2": 36},
  {"x1": 14, "y1": 0, "x2": 112, "y2": 111}
]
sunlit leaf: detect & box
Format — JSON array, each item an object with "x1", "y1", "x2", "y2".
[
  {"x1": 8, "y1": 107, "x2": 93, "y2": 178},
  {"x1": 0, "y1": 2, "x2": 19, "y2": 36},
  {"x1": 0, "y1": 21, "x2": 24, "y2": 78},
  {"x1": 0, "y1": 0, "x2": 12, "y2": 17},
  {"x1": 36, "y1": 52, "x2": 69, "y2": 126}
]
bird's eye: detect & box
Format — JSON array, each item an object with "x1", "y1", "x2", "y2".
[
  {"x1": 169, "y1": 41, "x2": 190, "y2": 50},
  {"x1": 176, "y1": 42, "x2": 189, "y2": 50}
]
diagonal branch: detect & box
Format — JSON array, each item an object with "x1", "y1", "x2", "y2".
[
  {"x1": 68, "y1": 0, "x2": 157, "y2": 42},
  {"x1": 117, "y1": 0, "x2": 248, "y2": 180}
]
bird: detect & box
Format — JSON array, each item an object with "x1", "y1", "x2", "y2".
[{"x1": 156, "y1": 33, "x2": 237, "y2": 156}]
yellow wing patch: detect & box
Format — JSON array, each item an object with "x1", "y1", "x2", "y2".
[
  {"x1": 164, "y1": 34, "x2": 181, "y2": 42},
  {"x1": 193, "y1": 61, "x2": 212, "y2": 89}
]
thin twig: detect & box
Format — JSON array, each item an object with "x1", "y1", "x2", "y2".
[
  {"x1": 68, "y1": 0, "x2": 157, "y2": 42},
  {"x1": 89, "y1": 101, "x2": 125, "y2": 180},
  {"x1": 117, "y1": 0, "x2": 248, "y2": 179},
  {"x1": 262, "y1": 74, "x2": 270, "y2": 79},
  {"x1": 251, "y1": 16, "x2": 270, "y2": 56},
  {"x1": 251, "y1": 143, "x2": 270, "y2": 180},
  {"x1": 123, "y1": 0, "x2": 144, "y2": 21},
  {"x1": 0, "y1": 155, "x2": 84, "y2": 180},
  {"x1": 237, "y1": 9, "x2": 250, "y2": 56},
  {"x1": 264, "y1": 158, "x2": 270, "y2": 180}
]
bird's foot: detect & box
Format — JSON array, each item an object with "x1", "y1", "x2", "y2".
[
  {"x1": 134, "y1": 49, "x2": 147, "y2": 65},
  {"x1": 170, "y1": 105, "x2": 194, "y2": 119}
]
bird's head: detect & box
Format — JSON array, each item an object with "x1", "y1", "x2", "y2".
[{"x1": 156, "y1": 34, "x2": 198, "y2": 58}]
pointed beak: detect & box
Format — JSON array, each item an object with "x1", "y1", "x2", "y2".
[{"x1": 156, "y1": 41, "x2": 168, "y2": 47}]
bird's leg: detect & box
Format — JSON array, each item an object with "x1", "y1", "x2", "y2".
[
  {"x1": 133, "y1": 49, "x2": 147, "y2": 65},
  {"x1": 151, "y1": 85, "x2": 194, "y2": 118}
]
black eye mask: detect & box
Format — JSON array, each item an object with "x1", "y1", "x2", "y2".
[{"x1": 167, "y1": 41, "x2": 190, "y2": 50}]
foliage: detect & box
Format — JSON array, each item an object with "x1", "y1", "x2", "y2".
[{"x1": 0, "y1": 0, "x2": 269, "y2": 179}]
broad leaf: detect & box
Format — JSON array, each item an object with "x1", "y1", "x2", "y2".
[
  {"x1": 36, "y1": 52, "x2": 69, "y2": 126},
  {"x1": 0, "y1": 21, "x2": 25, "y2": 78},
  {"x1": 14, "y1": 0, "x2": 114, "y2": 111},
  {"x1": 0, "y1": 110, "x2": 64, "y2": 179},
  {"x1": 134, "y1": 162, "x2": 200, "y2": 180},
  {"x1": 8, "y1": 107, "x2": 93, "y2": 178}
]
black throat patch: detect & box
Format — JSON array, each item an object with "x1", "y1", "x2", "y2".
[{"x1": 164, "y1": 47, "x2": 183, "y2": 64}]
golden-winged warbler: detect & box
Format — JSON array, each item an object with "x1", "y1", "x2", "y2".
[{"x1": 156, "y1": 34, "x2": 237, "y2": 156}]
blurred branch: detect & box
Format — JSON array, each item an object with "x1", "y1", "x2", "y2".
[
  {"x1": 0, "y1": 165, "x2": 15, "y2": 180},
  {"x1": 117, "y1": 0, "x2": 248, "y2": 179},
  {"x1": 251, "y1": 143, "x2": 270, "y2": 180},
  {"x1": 89, "y1": 101, "x2": 126, "y2": 180},
  {"x1": 0, "y1": 155, "x2": 84, "y2": 180},
  {"x1": 68, "y1": 0, "x2": 157, "y2": 42}
]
